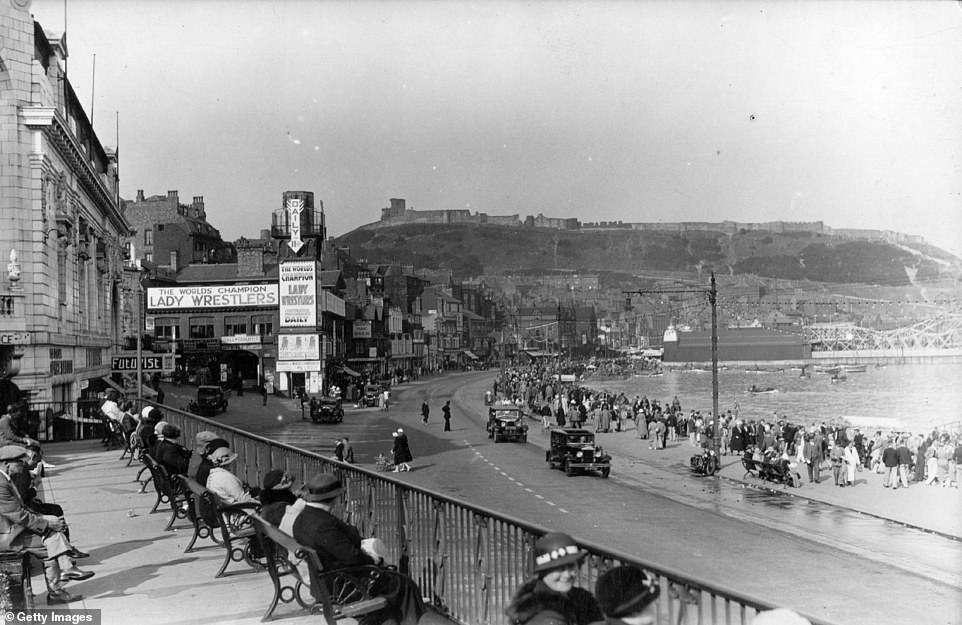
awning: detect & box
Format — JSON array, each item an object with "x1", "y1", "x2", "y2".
[
  {"x1": 100, "y1": 376, "x2": 158, "y2": 398},
  {"x1": 339, "y1": 366, "x2": 361, "y2": 377},
  {"x1": 462, "y1": 350, "x2": 479, "y2": 360}
]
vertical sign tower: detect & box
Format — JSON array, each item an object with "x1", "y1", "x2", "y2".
[{"x1": 271, "y1": 191, "x2": 326, "y2": 396}]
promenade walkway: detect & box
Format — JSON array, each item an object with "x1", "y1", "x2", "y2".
[
  {"x1": 34, "y1": 440, "x2": 453, "y2": 625},
  {"x1": 587, "y1": 425, "x2": 962, "y2": 540}
]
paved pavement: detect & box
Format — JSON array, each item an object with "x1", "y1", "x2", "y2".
[
  {"x1": 34, "y1": 438, "x2": 453, "y2": 625},
  {"x1": 585, "y1": 423, "x2": 962, "y2": 541}
]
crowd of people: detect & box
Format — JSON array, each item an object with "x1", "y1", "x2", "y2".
[{"x1": 494, "y1": 362, "x2": 962, "y2": 491}]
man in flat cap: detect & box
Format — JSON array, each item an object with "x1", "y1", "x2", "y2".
[{"x1": 0, "y1": 445, "x2": 93, "y2": 604}]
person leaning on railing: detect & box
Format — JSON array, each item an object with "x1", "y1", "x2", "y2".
[
  {"x1": 591, "y1": 565, "x2": 660, "y2": 625},
  {"x1": 262, "y1": 473, "x2": 426, "y2": 625},
  {"x1": 505, "y1": 532, "x2": 603, "y2": 625}
]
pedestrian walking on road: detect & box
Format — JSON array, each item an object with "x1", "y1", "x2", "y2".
[
  {"x1": 442, "y1": 401, "x2": 452, "y2": 432},
  {"x1": 260, "y1": 382, "x2": 268, "y2": 406},
  {"x1": 830, "y1": 443, "x2": 846, "y2": 487},
  {"x1": 421, "y1": 401, "x2": 430, "y2": 424},
  {"x1": 392, "y1": 429, "x2": 412, "y2": 472},
  {"x1": 802, "y1": 434, "x2": 823, "y2": 484},
  {"x1": 334, "y1": 438, "x2": 345, "y2": 462}
]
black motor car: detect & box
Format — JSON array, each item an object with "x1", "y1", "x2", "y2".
[
  {"x1": 361, "y1": 385, "x2": 381, "y2": 408},
  {"x1": 546, "y1": 428, "x2": 611, "y2": 477},
  {"x1": 308, "y1": 396, "x2": 344, "y2": 424},
  {"x1": 486, "y1": 404, "x2": 528, "y2": 443},
  {"x1": 188, "y1": 385, "x2": 228, "y2": 416}
]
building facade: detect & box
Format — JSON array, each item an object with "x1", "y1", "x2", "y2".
[{"x1": 0, "y1": 7, "x2": 131, "y2": 420}]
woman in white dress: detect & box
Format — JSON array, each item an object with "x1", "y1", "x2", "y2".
[{"x1": 843, "y1": 440, "x2": 861, "y2": 486}]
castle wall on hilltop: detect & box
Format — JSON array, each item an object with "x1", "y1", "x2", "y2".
[{"x1": 370, "y1": 198, "x2": 926, "y2": 246}]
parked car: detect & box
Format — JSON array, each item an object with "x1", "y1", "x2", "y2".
[
  {"x1": 486, "y1": 404, "x2": 528, "y2": 443},
  {"x1": 546, "y1": 428, "x2": 611, "y2": 477},
  {"x1": 188, "y1": 385, "x2": 228, "y2": 416},
  {"x1": 308, "y1": 396, "x2": 344, "y2": 424},
  {"x1": 361, "y1": 384, "x2": 381, "y2": 408}
]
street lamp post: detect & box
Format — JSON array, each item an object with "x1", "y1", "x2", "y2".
[{"x1": 625, "y1": 273, "x2": 720, "y2": 457}]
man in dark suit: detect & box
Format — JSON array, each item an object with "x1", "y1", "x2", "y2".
[
  {"x1": 263, "y1": 473, "x2": 425, "y2": 625},
  {"x1": 0, "y1": 445, "x2": 92, "y2": 604}
]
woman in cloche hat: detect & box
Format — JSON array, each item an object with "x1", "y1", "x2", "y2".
[
  {"x1": 505, "y1": 532, "x2": 603, "y2": 625},
  {"x1": 594, "y1": 565, "x2": 661, "y2": 624}
]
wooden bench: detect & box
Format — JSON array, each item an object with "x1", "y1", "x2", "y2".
[
  {"x1": 0, "y1": 552, "x2": 34, "y2": 610},
  {"x1": 141, "y1": 454, "x2": 192, "y2": 531},
  {"x1": 179, "y1": 476, "x2": 261, "y2": 577},
  {"x1": 248, "y1": 513, "x2": 387, "y2": 624}
]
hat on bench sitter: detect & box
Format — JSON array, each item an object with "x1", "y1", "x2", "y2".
[{"x1": 299, "y1": 474, "x2": 343, "y2": 503}]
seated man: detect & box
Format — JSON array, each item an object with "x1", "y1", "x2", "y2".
[
  {"x1": 0, "y1": 445, "x2": 93, "y2": 604},
  {"x1": 262, "y1": 473, "x2": 425, "y2": 625}
]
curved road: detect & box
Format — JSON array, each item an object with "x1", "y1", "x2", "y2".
[{"x1": 168, "y1": 373, "x2": 961, "y2": 625}]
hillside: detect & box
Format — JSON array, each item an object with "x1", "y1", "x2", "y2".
[{"x1": 333, "y1": 224, "x2": 959, "y2": 285}]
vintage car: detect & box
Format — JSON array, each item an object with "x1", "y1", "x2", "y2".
[
  {"x1": 308, "y1": 396, "x2": 344, "y2": 424},
  {"x1": 188, "y1": 385, "x2": 228, "y2": 416},
  {"x1": 486, "y1": 404, "x2": 528, "y2": 443},
  {"x1": 361, "y1": 384, "x2": 381, "y2": 408},
  {"x1": 546, "y1": 428, "x2": 611, "y2": 477}
]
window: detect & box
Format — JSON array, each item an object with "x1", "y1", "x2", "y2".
[
  {"x1": 252, "y1": 314, "x2": 273, "y2": 337},
  {"x1": 189, "y1": 317, "x2": 214, "y2": 339},
  {"x1": 224, "y1": 316, "x2": 248, "y2": 336},
  {"x1": 144, "y1": 229, "x2": 153, "y2": 245},
  {"x1": 154, "y1": 318, "x2": 178, "y2": 339}
]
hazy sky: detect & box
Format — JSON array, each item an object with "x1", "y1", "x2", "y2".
[{"x1": 31, "y1": 0, "x2": 962, "y2": 255}]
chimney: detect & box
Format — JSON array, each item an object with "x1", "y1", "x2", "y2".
[
  {"x1": 192, "y1": 195, "x2": 206, "y2": 220},
  {"x1": 136, "y1": 189, "x2": 144, "y2": 202},
  {"x1": 237, "y1": 242, "x2": 264, "y2": 277}
]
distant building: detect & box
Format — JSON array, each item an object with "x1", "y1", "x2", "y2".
[
  {"x1": 124, "y1": 189, "x2": 233, "y2": 269},
  {"x1": 663, "y1": 326, "x2": 811, "y2": 362}
]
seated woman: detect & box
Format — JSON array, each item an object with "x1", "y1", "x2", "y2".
[
  {"x1": 505, "y1": 532, "x2": 603, "y2": 625},
  {"x1": 206, "y1": 446, "x2": 258, "y2": 505},
  {"x1": 153, "y1": 423, "x2": 191, "y2": 477}
]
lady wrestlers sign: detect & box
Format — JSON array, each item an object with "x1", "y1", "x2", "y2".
[
  {"x1": 147, "y1": 284, "x2": 278, "y2": 309},
  {"x1": 279, "y1": 260, "x2": 317, "y2": 327}
]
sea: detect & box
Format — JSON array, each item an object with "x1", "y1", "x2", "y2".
[{"x1": 581, "y1": 362, "x2": 962, "y2": 434}]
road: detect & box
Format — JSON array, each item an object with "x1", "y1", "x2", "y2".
[{"x1": 166, "y1": 373, "x2": 961, "y2": 625}]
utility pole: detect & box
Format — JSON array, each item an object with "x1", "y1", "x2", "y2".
[{"x1": 625, "y1": 273, "x2": 720, "y2": 458}]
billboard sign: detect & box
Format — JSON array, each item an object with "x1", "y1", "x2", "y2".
[
  {"x1": 278, "y1": 333, "x2": 320, "y2": 361},
  {"x1": 279, "y1": 261, "x2": 317, "y2": 327},
  {"x1": 146, "y1": 284, "x2": 278, "y2": 310},
  {"x1": 111, "y1": 353, "x2": 175, "y2": 372}
]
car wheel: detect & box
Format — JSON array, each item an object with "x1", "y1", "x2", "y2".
[
  {"x1": 601, "y1": 467, "x2": 610, "y2": 478},
  {"x1": 564, "y1": 458, "x2": 574, "y2": 476}
]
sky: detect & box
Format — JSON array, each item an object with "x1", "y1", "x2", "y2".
[{"x1": 30, "y1": 0, "x2": 962, "y2": 256}]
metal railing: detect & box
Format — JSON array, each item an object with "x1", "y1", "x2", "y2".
[
  {"x1": 21, "y1": 400, "x2": 108, "y2": 443},
  {"x1": 145, "y1": 400, "x2": 832, "y2": 625}
]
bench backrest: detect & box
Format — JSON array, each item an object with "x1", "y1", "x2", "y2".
[
  {"x1": 179, "y1": 475, "x2": 222, "y2": 529},
  {"x1": 143, "y1": 454, "x2": 177, "y2": 497},
  {"x1": 248, "y1": 513, "x2": 335, "y2": 621}
]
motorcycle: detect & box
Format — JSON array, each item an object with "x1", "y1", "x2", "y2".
[{"x1": 689, "y1": 448, "x2": 720, "y2": 476}]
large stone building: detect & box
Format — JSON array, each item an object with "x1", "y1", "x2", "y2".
[
  {"x1": 0, "y1": 5, "x2": 131, "y2": 423},
  {"x1": 124, "y1": 189, "x2": 233, "y2": 269}
]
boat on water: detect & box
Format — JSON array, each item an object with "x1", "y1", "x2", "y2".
[
  {"x1": 749, "y1": 385, "x2": 778, "y2": 394},
  {"x1": 842, "y1": 364, "x2": 867, "y2": 373},
  {"x1": 814, "y1": 365, "x2": 842, "y2": 375}
]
